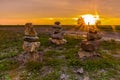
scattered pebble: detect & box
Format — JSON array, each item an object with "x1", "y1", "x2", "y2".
[
  {"x1": 83, "y1": 76, "x2": 89, "y2": 80},
  {"x1": 60, "y1": 74, "x2": 69, "y2": 80},
  {"x1": 76, "y1": 68, "x2": 84, "y2": 74}
]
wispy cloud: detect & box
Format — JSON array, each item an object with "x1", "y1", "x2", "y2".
[
  {"x1": 0, "y1": 0, "x2": 119, "y2": 17},
  {"x1": 0, "y1": 0, "x2": 120, "y2": 24}
]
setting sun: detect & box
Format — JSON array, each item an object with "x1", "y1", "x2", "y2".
[{"x1": 82, "y1": 14, "x2": 99, "y2": 25}]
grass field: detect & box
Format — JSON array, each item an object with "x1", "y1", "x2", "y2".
[{"x1": 0, "y1": 25, "x2": 120, "y2": 80}]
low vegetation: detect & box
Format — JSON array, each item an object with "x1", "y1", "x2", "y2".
[{"x1": 0, "y1": 26, "x2": 120, "y2": 80}]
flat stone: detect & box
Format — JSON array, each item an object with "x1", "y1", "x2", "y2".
[
  {"x1": 23, "y1": 41, "x2": 40, "y2": 53},
  {"x1": 78, "y1": 51, "x2": 86, "y2": 58},
  {"x1": 83, "y1": 76, "x2": 89, "y2": 80},
  {"x1": 78, "y1": 51, "x2": 91, "y2": 59},
  {"x1": 49, "y1": 38, "x2": 67, "y2": 45}
]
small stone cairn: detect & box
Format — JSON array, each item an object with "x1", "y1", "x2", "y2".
[
  {"x1": 78, "y1": 26, "x2": 102, "y2": 58},
  {"x1": 49, "y1": 21, "x2": 67, "y2": 45}
]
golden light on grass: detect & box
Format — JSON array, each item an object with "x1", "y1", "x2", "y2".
[
  {"x1": 82, "y1": 14, "x2": 100, "y2": 25},
  {"x1": 72, "y1": 18, "x2": 79, "y2": 21}
]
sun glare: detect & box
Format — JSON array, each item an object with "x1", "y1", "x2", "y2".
[{"x1": 82, "y1": 14, "x2": 99, "y2": 25}]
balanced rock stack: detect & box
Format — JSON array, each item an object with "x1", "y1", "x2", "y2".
[
  {"x1": 79, "y1": 26, "x2": 102, "y2": 58},
  {"x1": 22, "y1": 23, "x2": 40, "y2": 62},
  {"x1": 49, "y1": 21, "x2": 67, "y2": 45}
]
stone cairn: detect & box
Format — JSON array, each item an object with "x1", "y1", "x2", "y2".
[
  {"x1": 78, "y1": 26, "x2": 102, "y2": 58},
  {"x1": 49, "y1": 21, "x2": 67, "y2": 45},
  {"x1": 20, "y1": 23, "x2": 41, "y2": 63}
]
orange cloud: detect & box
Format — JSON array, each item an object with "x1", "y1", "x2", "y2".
[{"x1": 1, "y1": 17, "x2": 120, "y2": 25}]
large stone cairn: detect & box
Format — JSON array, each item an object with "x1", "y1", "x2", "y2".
[
  {"x1": 79, "y1": 26, "x2": 102, "y2": 58},
  {"x1": 49, "y1": 21, "x2": 67, "y2": 45},
  {"x1": 22, "y1": 23, "x2": 41, "y2": 62}
]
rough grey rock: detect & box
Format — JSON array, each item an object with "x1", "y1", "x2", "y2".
[
  {"x1": 76, "y1": 68, "x2": 84, "y2": 74},
  {"x1": 60, "y1": 74, "x2": 69, "y2": 80}
]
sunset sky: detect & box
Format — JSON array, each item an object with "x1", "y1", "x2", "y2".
[{"x1": 0, "y1": 0, "x2": 120, "y2": 25}]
